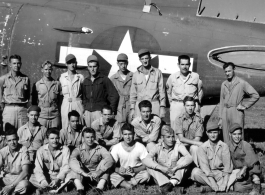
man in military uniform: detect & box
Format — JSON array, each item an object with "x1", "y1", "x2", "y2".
[
  {"x1": 0, "y1": 55, "x2": 30, "y2": 131},
  {"x1": 130, "y1": 49, "x2": 166, "y2": 120},
  {"x1": 174, "y1": 96, "x2": 204, "y2": 166},
  {"x1": 166, "y1": 55, "x2": 203, "y2": 128},
  {"x1": 67, "y1": 128, "x2": 114, "y2": 195},
  {"x1": 91, "y1": 105, "x2": 121, "y2": 148},
  {"x1": 17, "y1": 106, "x2": 47, "y2": 162},
  {"x1": 0, "y1": 129, "x2": 30, "y2": 195},
  {"x1": 110, "y1": 53, "x2": 133, "y2": 123},
  {"x1": 32, "y1": 60, "x2": 61, "y2": 128},
  {"x1": 143, "y1": 125, "x2": 192, "y2": 194}
]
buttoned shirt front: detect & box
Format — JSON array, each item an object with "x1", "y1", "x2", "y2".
[
  {"x1": 0, "y1": 71, "x2": 30, "y2": 104},
  {"x1": 60, "y1": 125, "x2": 85, "y2": 148},
  {"x1": 32, "y1": 78, "x2": 61, "y2": 119},
  {"x1": 131, "y1": 114, "x2": 161, "y2": 143},
  {"x1": 198, "y1": 140, "x2": 233, "y2": 176},
  {"x1": 175, "y1": 112, "x2": 204, "y2": 140},
  {"x1": 34, "y1": 144, "x2": 70, "y2": 183},
  {"x1": 166, "y1": 71, "x2": 203, "y2": 103},
  {"x1": 130, "y1": 66, "x2": 165, "y2": 109},
  {"x1": 0, "y1": 144, "x2": 30, "y2": 176}
]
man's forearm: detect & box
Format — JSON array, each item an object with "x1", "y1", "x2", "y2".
[{"x1": 10, "y1": 170, "x2": 28, "y2": 187}]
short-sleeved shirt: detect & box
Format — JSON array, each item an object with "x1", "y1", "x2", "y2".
[
  {"x1": 175, "y1": 112, "x2": 204, "y2": 140},
  {"x1": 111, "y1": 142, "x2": 148, "y2": 168},
  {"x1": 0, "y1": 144, "x2": 30, "y2": 175}
]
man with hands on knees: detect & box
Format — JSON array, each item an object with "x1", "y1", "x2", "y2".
[
  {"x1": 191, "y1": 123, "x2": 233, "y2": 192},
  {"x1": 67, "y1": 127, "x2": 114, "y2": 195},
  {"x1": 143, "y1": 125, "x2": 193, "y2": 194}
]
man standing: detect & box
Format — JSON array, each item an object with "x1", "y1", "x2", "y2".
[
  {"x1": 110, "y1": 123, "x2": 150, "y2": 189},
  {"x1": 17, "y1": 106, "x2": 47, "y2": 162},
  {"x1": 30, "y1": 128, "x2": 70, "y2": 195},
  {"x1": 130, "y1": 49, "x2": 165, "y2": 120},
  {"x1": 174, "y1": 96, "x2": 204, "y2": 166},
  {"x1": 218, "y1": 62, "x2": 259, "y2": 144},
  {"x1": 83, "y1": 55, "x2": 119, "y2": 127},
  {"x1": 60, "y1": 110, "x2": 85, "y2": 152},
  {"x1": 59, "y1": 54, "x2": 84, "y2": 129},
  {"x1": 0, "y1": 129, "x2": 30, "y2": 195},
  {"x1": 110, "y1": 53, "x2": 133, "y2": 123},
  {"x1": 91, "y1": 105, "x2": 121, "y2": 148},
  {"x1": 191, "y1": 124, "x2": 233, "y2": 192},
  {"x1": 143, "y1": 125, "x2": 192, "y2": 194},
  {"x1": 68, "y1": 128, "x2": 114, "y2": 195},
  {"x1": 32, "y1": 60, "x2": 61, "y2": 128},
  {"x1": 0, "y1": 55, "x2": 30, "y2": 131},
  {"x1": 166, "y1": 55, "x2": 203, "y2": 128},
  {"x1": 227, "y1": 124, "x2": 261, "y2": 195}
]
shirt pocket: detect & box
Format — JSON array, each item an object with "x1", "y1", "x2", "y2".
[
  {"x1": 17, "y1": 81, "x2": 28, "y2": 98},
  {"x1": 186, "y1": 79, "x2": 198, "y2": 95},
  {"x1": 61, "y1": 84, "x2": 69, "y2": 95},
  {"x1": 148, "y1": 75, "x2": 158, "y2": 90}
]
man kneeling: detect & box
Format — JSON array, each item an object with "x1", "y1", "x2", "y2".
[
  {"x1": 0, "y1": 129, "x2": 30, "y2": 195},
  {"x1": 227, "y1": 124, "x2": 261, "y2": 195},
  {"x1": 110, "y1": 123, "x2": 150, "y2": 189},
  {"x1": 143, "y1": 125, "x2": 192, "y2": 194}
]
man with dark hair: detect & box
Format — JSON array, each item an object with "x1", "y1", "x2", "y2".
[
  {"x1": 91, "y1": 105, "x2": 121, "y2": 148},
  {"x1": 226, "y1": 124, "x2": 261, "y2": 195},
  {"x1": 131, "y1": 100, "x2": 161, "y2": 150},
  {"x1": 32, "y1": 60, "x2": 61, "y2": 129},
  {"x1": 143, "y1": 125, "x2": 192, "y2": 194},
  {"x1": 218, "y1": 62, "x2": 259, "y2": 144},
  {"x1": 0, "y1": 129, "x2": 30, "y2": 195},
  {"x1": 110, "y1": 53, "x2": 133, "y2": 123},
  {"x1": 0, "y1": 54, "x2": 30, "y2": 131},
  {"x1": 174, "y1": 96, "x2": 204, "y2": 166},
  {"x1": 110, "y1": 123, "x2": 150, "y2": 189},
  {"x1": 130, "y1": 49, "x2": 166, "y2": 121},
  {"x1": 83, "y1": 55, "x2": 119, "y2": 127},
  {"x1": 60, "y1": 110, "x2": 85, "y2": 152},
  {"x1": 166, "y1": 54, "x2": 203, "y2": 128},
  {"x1": 67, "y1": 127, "x2": 114, "y2": 195},
  {"x1": 30, "y1": 128, "x2": 70, "y2": 195},
  {"x1": 17, "y1": 105, "x2": 47, "y2": 162},
  {"x1": 59, "y1": 54, "x2": 85, "y2": 130}
]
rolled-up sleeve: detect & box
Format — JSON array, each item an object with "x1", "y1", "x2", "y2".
[
  {"x1": 69, "y1": 148, "x2": 83, "y2": 174},
  {"x1": 57, "y1": 147, "x2": 70, "y2": 180},
  {"x1": 99, "y1": 147, "x2": 114, "y2": 172},
  {"x1": 176, "y1": 144, "x2": 193, "y2": 169},
  {"x1": 21, "y1": 147, "x2": 31, "y2": 166},
  {"x1": 142, "y1": 145, "x2": 163, "y2": 170},
  {"x1": 222, "y1": 144, "x2": 233, "y2": 176}
]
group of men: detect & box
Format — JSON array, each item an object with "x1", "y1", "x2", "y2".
[{"x1": 0, "y1": 49, "x2": 261, "y2": 195}]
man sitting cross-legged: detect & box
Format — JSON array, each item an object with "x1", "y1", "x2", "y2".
[
  {"x1": 191, "y1": 123, "x2": 233, "y2": 192},
  {"x1": 227, "y1": 124, "x2": 261, "y2": 195},
  {"x1": 30, "y1": 128, "x2": 70, "y2": 195},
  {"x1": 143, "y1": 125, "x2": 192, "y2": 194},
  {"x1": 0, "y1": 128, "x2": 30, "y2": 195},
  {"x1": 67, "y1": 127, "x2": 114, "y2": 195},
  {"x1": 110, "y1": 123, "x2": 150, "y2": 189}
]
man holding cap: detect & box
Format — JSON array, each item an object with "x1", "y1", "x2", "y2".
[
  {"x1": 130, "y1": 49, "x2": 165, "y2": 120},
  {"x1": 17, "y1": 105, "x2": 47, "y2": 162},
  {"x1": 83, "y1": 55, "x2": 119, "y2": 127},
  {"x1": 226, "y1": 123, "x2": 261, "y2": 194},
  {"x1": 32, "y1": 60, "x2": 61, "y2": 129},
  {"x1": 191, "y1": 123, "x2": 233, "y2": 192},
  {"x1": 110, "y1": 53, "x2": 133, "y2": 123},
  {"x1": 143, "y1": 125, "x2": 192, "y2": 194},
  {"x1": 59, "y1": 54, "x2": 84, "y2": 129}
]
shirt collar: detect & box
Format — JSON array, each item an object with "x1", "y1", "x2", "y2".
[
  {"x1": 205, "y1": 140, "x2": 223, "y2": 150},
  {"x1": 39, "y1": 77, "x2": 55, "y2": 84},
  {"x1": 7, "y1": 144, "x2": 23, "y2": 155},
  {"x1": 137, "y1": 65, "x2": 155, "y2": 74},
  {"x1": 175, "y1": 71, "x2": 192, "y2": 79},
  {"x1": 80, "y1": 142, "x2": 100, "y2": 151},
  {"x1": 43, "y1": 143, "x2": 63, "y2": 151},
  {"x1": 113, "y1": 71, "x2": 133, "y2": 79},
  {"x1": 230, "y1": 140, "x2": 243, "y2": 151},
  {"x1": 7, "y1": 71, "x2": 22, "y2": 78},
  {"x1": 139, "y1": 114, "x2": 155, "y2": 123}
]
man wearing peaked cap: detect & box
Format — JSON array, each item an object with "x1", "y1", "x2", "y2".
[
  {"x1": 83, "y1": 54, "x2": 119, "y2": 127},
  {"x1": 226, "y1": 123, "x2": 261, "y2": 195},
  {"x1": 59, "y1": 54, "x2": 85, "y2": 129},
  {"x1": 129, "y1": 48, "x2": 166, "y2": 121},
  {"x1": 110, "y1": 53, "x2": 133, "y2": 123},
  {"x1": 142, "y1": 125, "x2": 192, "y2": 194}
]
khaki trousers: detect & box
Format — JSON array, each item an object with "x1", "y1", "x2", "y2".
[
  {"x1": 3, "y1": 105, "x2": 27, "y2": 131},
  {"x1": 38, "y1": 116, "x2": 61, "y2": 129},
  {"x1": 84, "y1": 110, "x2": 101, "y2": 127},
  {"x1": 2, "y1": 174, "x2": 29, "y2": 194},
  {"x1": 191, "y1": 168, "x2": 225, "y2": 187}
]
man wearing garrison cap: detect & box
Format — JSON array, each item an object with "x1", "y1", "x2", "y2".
[
  {"x1": 226, "y1": 124, "x2": 261, "y2": 195},
  {"x1": 191, "y1": 123, "x2": 233, "y2": 192},
  {"x1": 110, "y1": 53, "x2": 133, "y2": 123},
  {"x1": 82, "y1": 55, "x2": 119, "y2": 127},
  {"x1": 129, "y1": 49, "x2": 166, "y2": 121},
  {"x1": 59, "y1": 54, "x2": 85, "y2": 129},
  {"x1": 17, "y1": 105, "x2": 47, "y2": 162},
  {"x1": 142, "y1": 125, "x2": 192, "y2": 194}
]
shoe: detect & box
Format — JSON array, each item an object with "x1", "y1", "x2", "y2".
[
  {"x1": 77, "y1": 189, "x2": 86, "y2": 195},
  {"x1": 160, "y1": 182, "x2": 174, "y2": 194},
  {"x1": 249, "y1": 184, "x2": 261, "y2": 195}
]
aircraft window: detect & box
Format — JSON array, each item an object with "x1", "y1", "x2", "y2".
[{"x1": 197, "y1": 0, "x2": 265, "y2": 24}]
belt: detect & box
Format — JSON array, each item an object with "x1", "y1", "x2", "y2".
[
  {"x1": 64, "y1": 97, "x2": 81, "y2": 102},
  {"x1": 39, "y1": 102, "x2": 57, "y2": 108},
  {"x1": 5, "y1": 103, "x2": 27, "y2": 107},
  {"x1": 172, "y1": 99, "x2": 183, "y2": 102},
  {"x1": 137, "y1": 98, "x2": 159, "y2": 102},
  {"x1": 224, "y1": 103, "x2": 237, "y2": 108}
]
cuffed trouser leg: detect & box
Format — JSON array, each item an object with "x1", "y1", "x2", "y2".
[
  {"x1": 3, "y1": 105, "x2": 27, "y2": 131},
  {"x1": 84, "y1": 110, "x2": 101, "y2": 127},
  {"x1": 3, "y1": 175, "x2": 29, "y2": 194},
  {"x1": 189, "y1": 145, "x2": 199, "y2": 167},
  {"x1": 191, "y1": 168, "x2": 225, "y2": 187}
]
